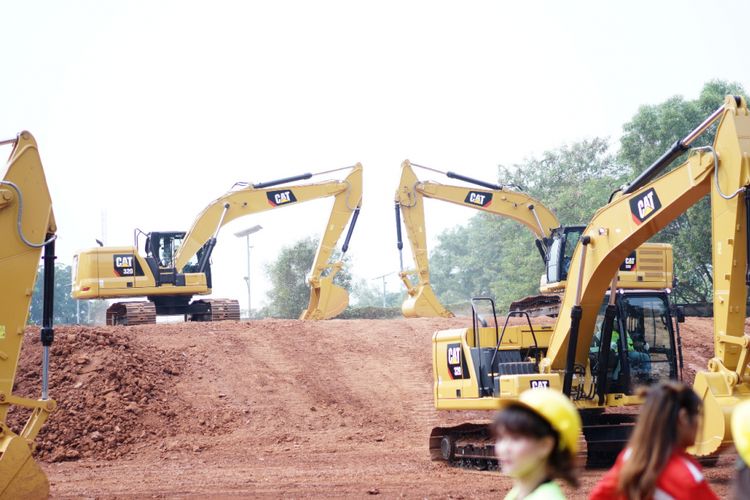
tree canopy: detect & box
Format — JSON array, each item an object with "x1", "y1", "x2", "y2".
[
  {"x1": 263, "y1": 237, "x2": 352, "y2": 318},
  {"x1": 28, "y1": 264, "x2": 104, "y2": 325}
]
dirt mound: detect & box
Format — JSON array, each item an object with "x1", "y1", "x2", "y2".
[
  {"x1": 11, "y1": 316, "x2": 734, "y2": 498},
  {"x1": 11, "y1": 325, "x2": 237, "y2": 462}
]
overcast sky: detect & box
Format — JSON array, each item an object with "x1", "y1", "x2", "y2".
[{"x1": 3, "y1": 1, "x2": 749, "y2": 311}]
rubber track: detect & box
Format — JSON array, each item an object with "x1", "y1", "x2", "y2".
[{"x1": 106, "y1": 301, "x2": 157, "y2": 326}]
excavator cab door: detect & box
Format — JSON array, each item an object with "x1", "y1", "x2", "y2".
[
  {"x1": 590, "y1": 292, "x2": 679, "y2": 394},
  {"x1": 546, "y1": 226, "x2": 584, "y2": 285},
  {"x1": 143, "y1": 232, "x2": 208, "y2": 286}
]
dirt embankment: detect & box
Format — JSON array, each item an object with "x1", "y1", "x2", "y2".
[{"x1": 7, "y1": 317, "x2": 736, "y2": 498}]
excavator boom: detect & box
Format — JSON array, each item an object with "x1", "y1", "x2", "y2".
[
  {"x1": 0, "y1": 131, "x2": 58, "y2": 498},
  {"x1": 395, "y1": 160, "x2": 559, "y2": 318},
  {"x1": 177, "y1": 163, "x2": 363, "y2": 320}
]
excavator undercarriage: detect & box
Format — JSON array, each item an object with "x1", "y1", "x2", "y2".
[
  {"x1": 430, "y1": 412, "x2": 637, "y2": 470},
  {"x1": 105, "y1": 298, "x2": 241, "y2": 325}
]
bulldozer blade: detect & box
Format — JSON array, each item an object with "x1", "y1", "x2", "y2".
[
  {"x1": 0, "y1": 433, "x2": 49, "y2": 499},
  {"x1": 300, "y1": 277, "x2": 349, "y2": 320},
  {"x1": 402, "y1": 284, "x2": 454, "y2": 318},
  {"x1": 690, "y1": 370, "x2": 749, "y2": 456}
]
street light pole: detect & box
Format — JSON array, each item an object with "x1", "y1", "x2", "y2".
[
  {"x1": 234, "y1": 225, "x2": 263, "y2": 319},
  {"x1": 372, "y1": 272, "x2": 393, "y2": 308},
  {"x1": 244, "y1": 239, "x2": 253, "y2": 314}
]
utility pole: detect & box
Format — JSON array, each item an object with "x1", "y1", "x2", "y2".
[
  {"x1": 234, "y1": 225, "x2": 263, "y2": 319},
  {"x1": 372, "y1": 272, "x2": 393, "y2": 308}
]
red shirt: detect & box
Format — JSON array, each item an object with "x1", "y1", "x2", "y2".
[{"x1": 589, "y1": 448, "x2": 718, "y2": 500}]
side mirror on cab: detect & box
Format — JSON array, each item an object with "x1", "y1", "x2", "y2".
[{"x1": 675, "y1": 306, "x2": 686, "y2": 323}]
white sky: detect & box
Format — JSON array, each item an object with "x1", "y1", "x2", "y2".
[{"x1": 3, "y1": 1, "x2": 749, "y2": 310}]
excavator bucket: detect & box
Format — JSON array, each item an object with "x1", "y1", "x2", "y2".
[
  {"x1": 0, "y1": 432, "x2": 49, "y2": 499},
  {"x1": 300, "y1": 276, "x2": 349, "y2": 320},
  {"x1": 691, "y1": 370, "x2": 750, "y2": 456},
  {"x1": 402, "y1": 284, "x2": 454, "y2": 318}
]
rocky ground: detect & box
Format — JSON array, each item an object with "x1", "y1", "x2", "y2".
[{"x1": 9, "y1": 317, "x2": 737, "y2": 498}]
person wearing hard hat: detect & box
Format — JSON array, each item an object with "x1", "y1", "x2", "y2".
[
  {"x1": 492, "y1": 387, "x2": 582, "y2": 499},
  {"x1": 731, "y1": 399, "x2": 750, "y2": 500},
  {"x1": 590, "y1": 381, "x2": 718, "y2": 500}
]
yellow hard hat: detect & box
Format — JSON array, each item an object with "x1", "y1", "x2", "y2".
[
  {"x1": 732, "y1": 399, "x2": 750, "y2": 466},
  {"x1": 499, "y1": 388, "x2": 582, "y2": 455}
]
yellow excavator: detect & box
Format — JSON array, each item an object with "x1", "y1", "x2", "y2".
[
  {"x1": 72, "y1": 164, "x2": 363, "y2": 324},
  {"x1": 0, "y1": 131, "x2": 58, "y2": 497},
  {"x1": 430, "y1": 95, "x2": 750, "y2": 468},
  {"x1": 394, "y1": 159, "x2": 673, "y2": 318}
]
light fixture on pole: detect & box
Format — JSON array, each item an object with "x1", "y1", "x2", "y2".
[{"x1": 234, "y1": 224, "x2": 263, "y2": 319}]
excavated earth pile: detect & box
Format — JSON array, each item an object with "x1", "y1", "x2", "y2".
[
  {"x1": 11, "y1": 326, "x2": 237, "y2": 462},
  {"x1": 9, "y1": 317, "x2": 735, "y2": 498}
]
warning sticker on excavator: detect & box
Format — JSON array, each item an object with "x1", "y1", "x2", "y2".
[
  {"x1": 629, "y1": 188, "x2": 662, "y2": 225},
  {"x1": 464, "y1": 191, "x2": 493, "y2": 208},
  {"x1": 266, "y1": 190, "x2": 298, "y2": 207},
  {"x1": 0, "y1": 325, "x2": 5, "y2": 339}
]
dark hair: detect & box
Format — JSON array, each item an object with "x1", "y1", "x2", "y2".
[
  {"x1": 618, "y1": 381, "x2": 703, "y2": 499},
  {"x1": 492, "y1": 405, "x2": 579, "y2": 488}
]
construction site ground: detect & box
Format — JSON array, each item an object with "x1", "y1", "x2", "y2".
[{"x1": 14, "y1": 317, "x2": 736, "y2": 498}]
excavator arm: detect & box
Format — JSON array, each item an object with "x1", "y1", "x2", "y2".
[
  {"x1": 175, "y1": 164, "x2": 363, "y2": 320},
  {"x1": 539, "y1": 96, "x2": 750, "y2": 455},
  {"x1": 394, "y1": 160, "x2": 560, "y2": 318},
  {"x1": 0, "y1": 131, "x2": 58, "y2": 498}
]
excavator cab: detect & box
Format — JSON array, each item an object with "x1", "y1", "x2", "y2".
[
  {"x1": 544, "y1": 226, "x2": 584, "y2": 287},
  {"x1": 141, "y1": 231, "x2": 211, "y2": 286},
  {"x1": 589, "y1": 291, "x2": 680, "y2": 394}
]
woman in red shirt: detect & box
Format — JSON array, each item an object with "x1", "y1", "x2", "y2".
[{"x1": 589, "y1": 382, "x2": 717, "y2": 500}]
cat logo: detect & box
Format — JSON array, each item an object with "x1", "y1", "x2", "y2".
[
  {"x1": 464, "y1": 191, "x2": 493, "y2": 208},
  {"x1": 113, "y1": 253, "x2": 143, "y2": 277},
  {"x1": 619, "y1": 252, "x2": 637, "y2": 271},
  {"x1": 530, "y1": 379, "x2": 550, "y2": 389},
  {"x1": 448, "y1": 346, "x2": 461, "y2": 365},
  {"x1": 266, "y1": 190, "x2": 298, "y2": 207},
  {"x1": 115, "y1": 256, "x2": 133, "y2": 268},
  {"x1": 629, "y1": 188, "x2": 662, "y2": 225},
  {"x1": 446, "y1": 343, "x2": 467, "y2": 379}
]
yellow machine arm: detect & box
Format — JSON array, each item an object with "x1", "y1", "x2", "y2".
[
  {"x1": 175, "y1": 164, "x2": 363, "y2": 320},
  {"x1": 395, "y1": 160, "x2": 560, "y2": 318},
  {"x1": 539, "y1": 96, "x2": 750, "y2": 455},
  {"x1": 0, "y1": 131, "x2": 58, "y2": 498}
]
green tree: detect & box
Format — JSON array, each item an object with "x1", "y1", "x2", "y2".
[
  {"x1": 264, "y1": 237, "x2": 352, "y2": 318},
  {"x1": 619, "y1": 80, "x2": 746, "y2": 302},
  {"x1": 350, "y1": 277, "x2": 403, "y2": 308},
  {"x1": 29, "y1": 264, "x2": 91, "y2": 325}
]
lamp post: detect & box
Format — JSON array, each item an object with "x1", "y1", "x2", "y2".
[
  {"x1": 234, "y1": 225, "x2": 263, "y2": 319},
  {"x1": 372, "y1": 272, "x2": 394, "y2": 308}
]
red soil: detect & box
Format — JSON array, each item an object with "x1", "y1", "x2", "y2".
[{"x1": 9, "y1": 317, "x2": 735, "y2": 498}]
